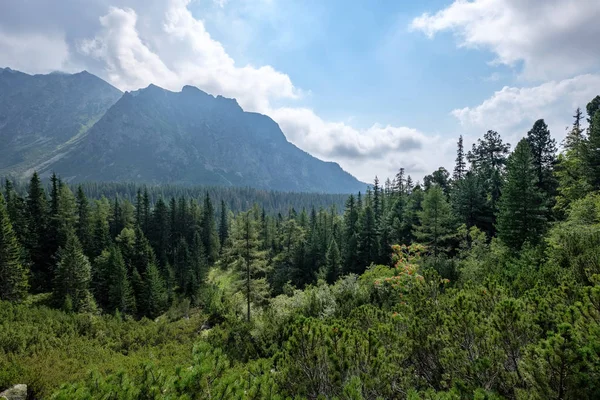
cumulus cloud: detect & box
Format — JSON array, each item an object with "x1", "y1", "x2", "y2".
[
  {"x1": 270, "y1": 107, "x2": 453, "y2": 181},
  {"x1": 411, "y1": 0, "x2": 600, "y2": 80},
  {"x1": 452, "y1": 74, "x2": 600, "y2": 146}
]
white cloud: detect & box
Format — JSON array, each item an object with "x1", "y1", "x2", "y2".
[
  {"x1": 452, "y1": 74, "x2": 600, "y2": 147},
  {"x1": 270, "y1": 107, "x2": 453, "y2": 181},
  {"x1": 411, "y1": 0, "x2": 600, "y2": 80},
  {"x1": 0, "y1": 31, "x2": 71, "y2": 74}
]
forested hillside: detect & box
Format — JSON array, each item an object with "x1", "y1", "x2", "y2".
[{"x1": 3, "y1": 96, "x2": 600, "y2": 398}]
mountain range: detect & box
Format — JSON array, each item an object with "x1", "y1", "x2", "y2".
[{"x1": 0, "y1": 67, "x2": 365, "y2": 193}]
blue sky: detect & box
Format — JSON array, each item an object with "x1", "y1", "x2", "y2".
[
  {"x1": 1, "y1": 0, "x2": 600, "y2": 182},
  {"x1": 195, "y1": 0, "x2": 505, "y2": 132}
]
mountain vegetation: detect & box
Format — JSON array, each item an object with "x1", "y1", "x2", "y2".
[{"x1": 3, "y1": 89, "x2": 600, "y2": 398}]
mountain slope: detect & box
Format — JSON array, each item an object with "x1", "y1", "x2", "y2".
[
  {"x1": 45, "y1": 84, "x2": 365, "y2": 193},
  {"x1": 0, "y1": 68, "x2": 123, "y2": 175}
]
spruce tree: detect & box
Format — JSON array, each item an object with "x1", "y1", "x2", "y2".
[
  {"x1": 453, "y1": 135, "x2": 467, "y2": 181},
  {"x1": 143, "y1": 262, "x2": 168, "y2": 319},
  {"x1": 149, "y1": 198, "x2": 170, "y2": 268},
  {"x1": 4, "y1": 179, "x2": 28, "y2": 244},
  {"x1": 53, "y1": 229, "x2": 94, "y2": 312},
  {"x1": 76, "y1": 186, "x2": 93, "y2": 258},
  {"x1": 26, "y1": 172, "x2": 50, "y2": 292},
  {"x1": 564, "y1": 108, "x2": 584, "y2": 152},
  {"x1": 526, "y1": 119, "x2": 557, "y2": 203},
  {"x1": 325, "y1": 238, "x2": 341, "y2": 284},
  {"x1": 451, "y1": 172, "x2": 490, "y2": 231},
  {"x1": 201, "y1": 193, "x2": 219, "y2": 264},
  {"x1": 357, "y1": 203, "x2": 378, "y2": 271},
  {"x1": 219, "y1": 199, "x2": 229, "y2": 253},
  {"x1": 584, "y1": 110, "x2": 600, "y2": 190},
  {"x1": 56, "y1": 183, "x2": 78, "y2": 248},
  {"x1": 497, "y1": 139, "x2": 546, "y2": 249},
  {"x1": 107, "y1": 246, "x2": 136, "y2": 315},
  {"x1": 415, "y1": 185, "x2": 455, "y2": 257},
  {"x1": 0, "y1": 193, "x2": 28, "y2": 301},
  {"x1": 555, "y1": 111, "x2": 592, "y2": 214},
  {"x1": 467, "y1": 130, "x2": 510, "y2": 217}
]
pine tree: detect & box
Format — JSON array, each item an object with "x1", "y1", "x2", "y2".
[
  {"x1": 415, "y1": 186, "x2": 455, "y2": 257},
  {"x1": 526, "y1": 119, "x2": 557, "y2": 203},
  {"x1": 424, "y1": 167, "x2": 451, "y2": 196},
  {"x1": 453, "y1": 135, "x2": 467, "y2": 181},
  {"x1": 226, "y1": 211, "x2": 269, "y2": 321},
  {"x1": 0, "y1": 193, "x2": 28, "y2": 301},
  {"x1": 53, "y1": 229, "x2": 94, "y2": 312},
  {"x1": 497, "y1": 139, "x2": 546, "y2": 249},
  {"x1": 26, "y1": 172, "x2": 50, "y2": 292}
]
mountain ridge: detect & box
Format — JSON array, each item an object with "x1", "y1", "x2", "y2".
[{"x1": 1, "y1": 68, "x2": 366, "y2": 193}]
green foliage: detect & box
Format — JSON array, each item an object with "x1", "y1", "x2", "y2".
[
  {"x1": 497, "y1": 139, "x2": 546, "y2": 249},
  {"x1": 0, "y1": 193, "x2": 28, "y2": 301}
]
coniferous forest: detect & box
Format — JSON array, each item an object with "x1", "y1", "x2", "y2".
[{"x1": 4, "y1": 97, "x2": 600, "y2": 399}]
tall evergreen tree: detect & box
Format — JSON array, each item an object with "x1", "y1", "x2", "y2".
[
  {"x1": 26, "y1": 172, "x2": 50, "y2": 292},
  {"x1": 451, "y1": 172, "x2": 490, "y2": 231},
  {"x1": 107, "y1": 246, "x2": 136, "y2": 315},
  {"x1": 4, "y1": 179, "x2": 28, "y2": 244},
  {"x1": 143, "y1": 262, "x2": 168, "y2": 319},
  {"x1": 357, "y1": 203, "x2": 378, "y2": 271},
  {"x1": 149, "y1": 198, "x2": 170, "y2": 268},
  {"x1": 0, "y1": 193, "x2": 28, "y2": 301},
  {"x1": 526, "y1": 119, "x2": 557, "y2": 203},
  {"x1": 453, "y1": 135, "x2": 467, "y2": 181},
  {"x1": 342, "y1": 195, "x2": 360, "y2": 275},
  {"x1": 53, "y1": 229, "x2": 94, "y2": 312},
  {"x1": 415, "y1": 186, "x2": 455, "y2": 257},
  {"x1": 467, "y1": 130, "x2": 510, "y2": 215},
  {"x1": 76, "y1": 186, "x2": 93, "y2": 258},
  {"x1": 497, "y1": 139, "x2": 546, "y2": 249},
  {"x1": 584, "y1": 110, "x2": 600, "y2": 190},
  {"x1": 424, "y1": 167, "x2": 451, "y2": 196},
  {"x1": 219, "y1": 199, "x2": 229, "y2": 253},
  {"x1": 226, "y1": 211, "x2": 269, "y2": 321},
  {"x1": 325, "y1": 238, "x2": 341, "y2": 284},
  {"x1": 564, "y1": 108, "x2": 585, "y2": 152},
  {"x1": 201, "y1": 193, "x2": 219, "y2": 264}
]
